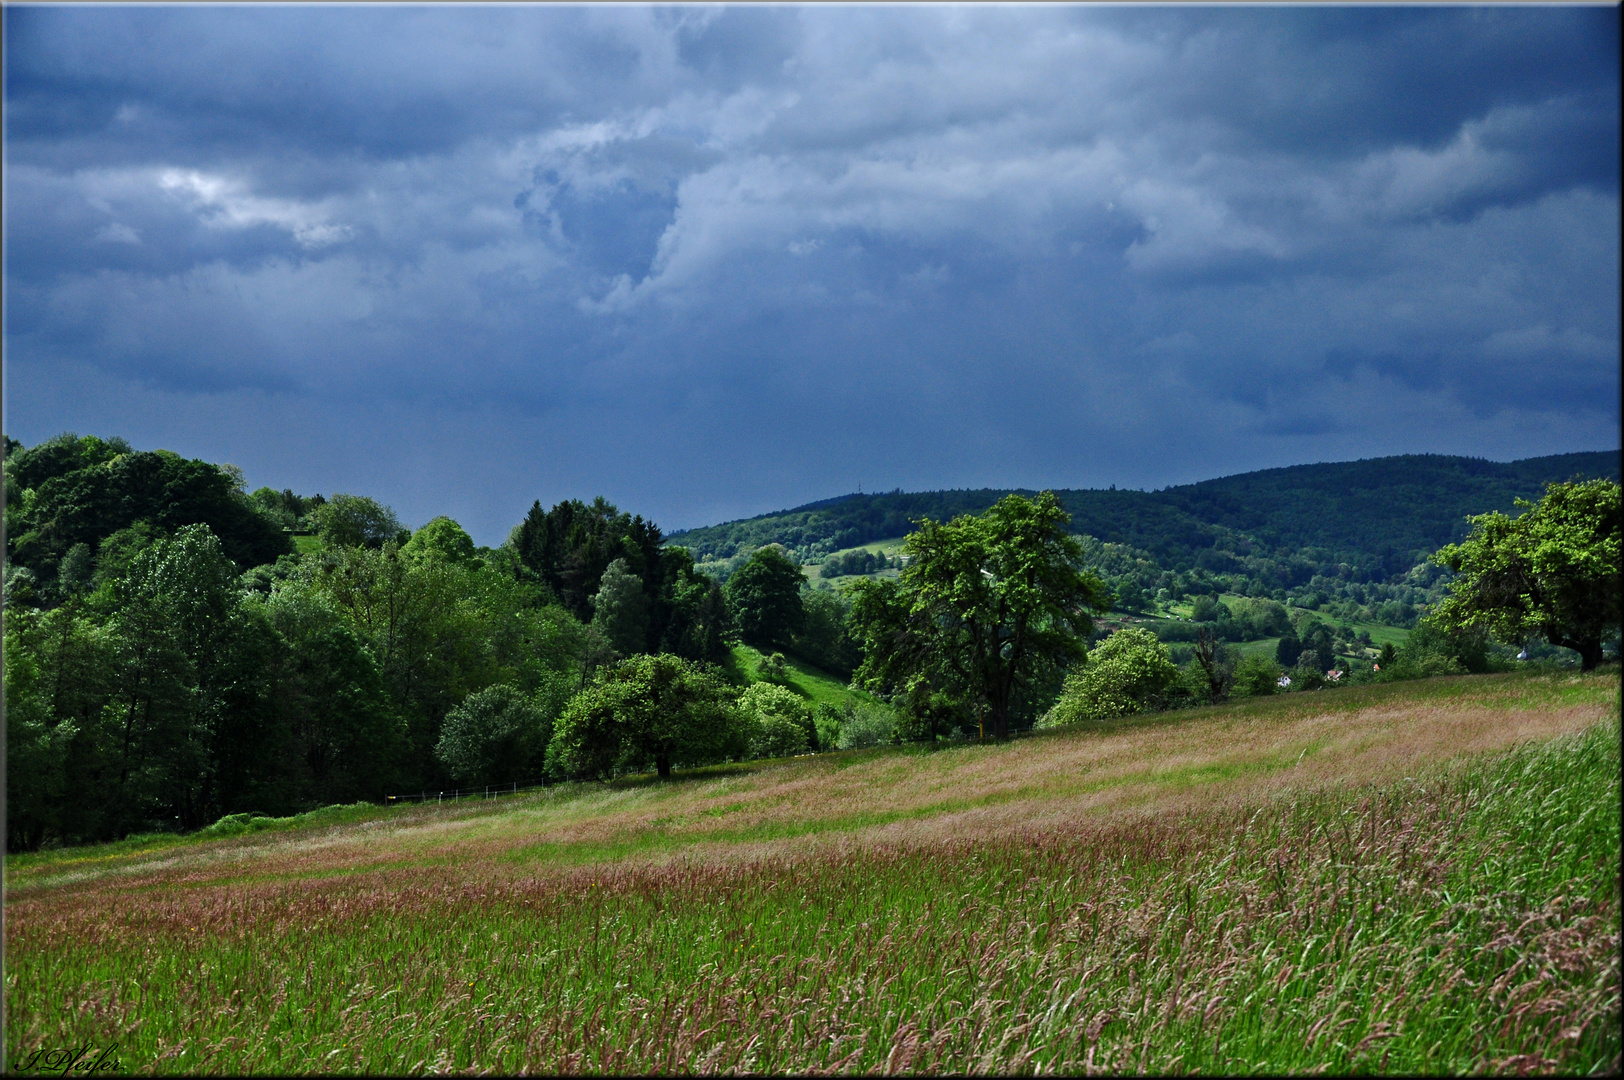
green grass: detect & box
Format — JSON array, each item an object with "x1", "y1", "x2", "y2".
[
  {"x1": 823, "y1": 536, "x2": 909, "y2": 558},
  {"x1": 1330, "y1": 617, "x2": 1411, "y2": 649},
  {"x1": 802, "y1": 536, "x2": 909, "y2": 585},
  {"x1": 725, "y1": 643, "x2": 876, "y2": 711},
  {"x1": 291, "y1": 534, "x2": 323, "y2": 556},
  {"x1": 6, "y1": 675, "x2": 1618, "y2": 1074},
  {"x1": 2, "y1": 803, "x2": 394, "y2": 876}
]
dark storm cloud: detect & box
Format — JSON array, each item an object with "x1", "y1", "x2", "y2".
[{"x1": 4, "y1": 5, "x2": 1617, "y2": 543}]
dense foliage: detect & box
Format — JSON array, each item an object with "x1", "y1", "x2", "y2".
[
  {"x1": 2, "y1": 435, "x2": 736, "y2": 850},
  {"x1": 723, "y1": 545, "x2": 805, "y2": 652},
  {"x1": 547, "y1": 653, "x2": 747, "y2": 779},
  {"x1": 1038, "y1": 626, "x2": 1179, "y2": 726},
  {"x1": 510, "y1": 496, "x2": 730, "y2": 663},
  {"x1": 4, "y1": 433, "x2": 291, "y2": 600},
  {"x1": 1430, "y1": 480, "x2": 1621, "y2": 670},
  {"x1": 848, "y1": 493, "x2": 1112, "y2": 738}
]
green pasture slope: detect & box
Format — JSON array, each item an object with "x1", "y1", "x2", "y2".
[
  {"x1": 722, "y1": 643, "x2": 876, "y2": 711},
  {"x1": 5, "y1": 670, "x2": 1619, "y2": 1075}
]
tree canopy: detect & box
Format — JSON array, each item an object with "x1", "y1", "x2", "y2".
[
  {"x1": 1430, "y1": 479, "x2": 1621, "y2": 671},
  {"x1": 4, "y1": 434, "x2": 291, "y2": 586},
  {"x1": 511, "y1": 496, "x2": 728, "y2": 663},
  {"x1": 849, "y1": 492, "x2": 1112, "y2": 739},
  {"x1": 547, "y1": 654, "x2": 748, "y2": 779},
  {"x1": 403, "y1": 516, "x2": 477, "y2": 565},
  {"x1": 1039, "y1": 626, "x2": 1179, "y2": 726},
  {"x1": 724, "y1": 545, "x2": 805, "y2": 651},
  {"x1": 310, "y1": 494, "x2": 406, "y2": 550},
  {"x1": 435, "y1": 684, "x2": 551, "y2": 786},
  {"x1": 6, "y1": 428, "x2": 1616, "y2": 853}
]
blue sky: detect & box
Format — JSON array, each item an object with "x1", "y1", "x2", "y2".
[{"x1": 4, "y1": 5, "x2": 1618, "y2": 544}]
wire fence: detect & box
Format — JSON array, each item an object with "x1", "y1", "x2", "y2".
[{"x1": 385, "y1": 777, "x2": 552, "y2": 806}]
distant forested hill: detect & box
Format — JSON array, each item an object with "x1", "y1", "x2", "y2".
[{"x1": 668, "y1": 451, "x2": 1620, "y2": 596}]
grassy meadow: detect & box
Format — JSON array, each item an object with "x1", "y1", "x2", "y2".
[{"x1": 5, "y1": 670, "x2": 1619, "y2": 1074}]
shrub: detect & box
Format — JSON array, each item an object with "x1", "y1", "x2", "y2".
[
  {"x1": 436, "y1": 684, "x2": 550, "y2": 786},
  {"x1": 1040, "y1": 627, "x2": 1178, "y2": 727},
  {"x1": 548, "y1": 654, "x2": 749, "y2": 780},
  {"x1": 759, "y1": 652, "x2": 790, "y2": 683},
  {"x1": 836, "y1": 703, "x2": 896, "y2": 749},
  {"x1": 813, "y1": 704, "x2": 845, "y2": 754},
  {"x1": 739, "y1": 682, "x2": 816, "y2": 756},
  {"x1": 752, "y1": 712, "x2": 811, "y2": 758}
]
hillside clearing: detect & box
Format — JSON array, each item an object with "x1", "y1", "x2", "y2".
[{"x1": 721, "y1": 644, "x2": 873, "y2": 711}]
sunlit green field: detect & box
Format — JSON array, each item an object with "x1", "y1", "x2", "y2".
[
  {"x1": 722, "y1": 644, "x2": 876, "y2": 712},
  {"x1": 802, "y1": 536, "x2": 909, "y2": 587},
  {"x1": 6, "y1": 670, "x2": 1618, "y2": 1075}
]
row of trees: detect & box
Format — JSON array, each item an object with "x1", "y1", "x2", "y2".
[
  {"x1": 6, "y1": 430, "x2": 1615, "y2": 850},
  {"x1": 3, "y1": 501, "x2": 862, "y2": 849},
  {"x1": 4, "y1": 433, "x2": 893, "y2": 849}
]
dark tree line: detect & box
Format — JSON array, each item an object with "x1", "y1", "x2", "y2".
[
  {"x1": 2, "y1": 434, "x2": 812, "y2": 851},
  {"x1": 511, "y1": 496, "x2": 730, "y2": 662},
  {"x1": 16, "y1": 432, "x2": 1604, "y2": 853}
]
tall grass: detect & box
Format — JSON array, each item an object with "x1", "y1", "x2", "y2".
[{"x1": 7, "y1": 709, "x2": 1616, "y2": 1074}]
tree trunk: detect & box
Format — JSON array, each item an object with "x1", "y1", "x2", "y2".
[
  {"x1": 656, "y1": 754, "x2": 672, "y2": 779},
  {"x1": 1552, "y1": 633, "x2": 1605, "y2": 672},
  {"x1": 988, "y1": 697, "x2": 1010, "y2": 740}
]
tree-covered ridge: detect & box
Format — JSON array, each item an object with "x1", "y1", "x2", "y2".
[
  {"x1": 668, "y1": 451, "x2": 1620, "y2": 580},
  {"x1": 3, "y1": 433, "x2": 292, "y2": 596}
]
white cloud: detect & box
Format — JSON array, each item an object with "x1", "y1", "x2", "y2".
[{"x1": 158, "y1": 169, "x2": 352, "y2": 247}]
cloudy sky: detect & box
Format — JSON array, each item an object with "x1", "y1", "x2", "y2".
[{"x1": 4, "y1": 5, "x2": 1619, "y2": 543}]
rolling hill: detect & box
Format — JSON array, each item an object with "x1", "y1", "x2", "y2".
[{"x1": 668, "y1": 450, "x2": 1620, "y2": 590}]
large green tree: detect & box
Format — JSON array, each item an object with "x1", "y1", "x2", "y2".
[
  {"x1": 1039, "y1": 627, "x2": 1179, "y2": 726},
  {"x1": 656, "y1": 546, "x2": 732, "y2": 663},
  {"x1": 512, "y1": 497, "x2": 665, "y2": 622},
  {"x1": 547, "y1": 654, "x2": 748, "y2": 779},
  {"x1": 309, "y1": 494, "x2": 406, "y2": 550},
  {"x1": 300, "y1": 537, "x2": 582, "y2": 788},
  {"x1": 1430, "y1": 479, "x2": 1621, "y2": 671},
  {"x1": 591, "y1": 558, "x2": 651, "y2": 657},
  {"x1": 792, "y1": 588, "x2": 863, "y2": 677},
  {"x1": 435, "y1": 684, "x2": 552, "y2": 787},
  {"x1": 402, "y1": 516, "x2": 477, "y2": 565},
  {"x1": 848, "y1": 492, "x2": 1112, "y2": 739},
  {"x1": 724, "y1": 545, "x2": 804, "y2": 651}
]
